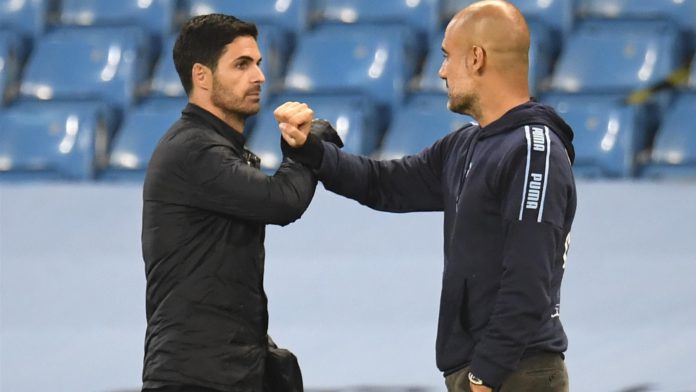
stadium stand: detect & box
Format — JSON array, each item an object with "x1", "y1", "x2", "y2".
[
  {"x1": 550, "y1": 19, "x2": 686, "y2": 94},
  {"x1": 0, "y1": 0, "x2": 692, "y2": 181},
  {"x1": 19, "y1": 26, "x2": 153, "y2": 113},
  {"x1": 57, "y1": 0, "x2": 179, "y2": 49},
  {"x1": 101, "y1": 97, "x2": 185, "y2": 180},
  {"x1": 576, "y1": 0, "x2": 696, "y2": 51},
  {"x1": 642, "y1": 92, "x2": 696, "y2": 178},
  {"x1": 379, "y1": 93, "x2": 475, "y2": 160},
  {"x1": 542, "y1": 93, "x2": 656, "y2": 178},
  {"x1": 311, "y1": 0, "x2": 440, "y2": 54},
  {"x1": 187, "y1": 0, "x2": 310, "y2": 55},
  {"x1": 0, "y1": 100, "x2": 114, "y2": 180},
  {"x1": 284, "y1": 24, "x2": 417, "y2": 117}
]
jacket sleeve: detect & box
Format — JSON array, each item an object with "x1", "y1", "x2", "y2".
[
  {"x1": 315, "y1": 139, "x2": 446, "y2": 213},
  {"x1": 184, "y1": 143, "x2": 317, "y2": 226},
  {"x1": 469, "y1": 129, "x2": 574, "y2": 386}
]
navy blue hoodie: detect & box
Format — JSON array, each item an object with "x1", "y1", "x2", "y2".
[{"x1": 293, "y1": 101, "x2": 576, "y2": 387}]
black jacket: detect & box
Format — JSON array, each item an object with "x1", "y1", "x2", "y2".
[
  {"x1": 292, "y1": 101, "x2": 576, "y2": 387},
  {"x1": 141, "y1": 103, "x2": 316, "y2": 391}
]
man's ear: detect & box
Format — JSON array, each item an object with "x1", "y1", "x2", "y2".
[
  {"x1": 470, "y1": 45, "x2": 486, "y2": 73},
  {"x1": 192, "y1": 63, "x2": 212, "y2": 91}
]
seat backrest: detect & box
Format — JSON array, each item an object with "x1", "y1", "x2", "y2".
[
  {"x1": 58, "y1": 0, "x2": 178, "y2": 46},
  {"x1": 0, "y1": 0, "x2": 52, "y2": 40},
  {"x1": 104, "y1": 97, "x2": 186, "y2": 179},
  {"x1": 542, "y1": 92, "x2": 653, "y2": 177},
  {"x1": 0, "y1": 101, "x2": 113, "y2": 180},
  {"x1": 312, "y1": 0, "x2": 440, "y2": 43},
  {"x1": 550, "y1": 20, "x2": 685, "y2": 94},
  {"x1": 188, "y1": 0, "x2": 310, "y2": 40},
  {"x1": 650, "y1": 92, "x2": 696, "y2": 165},
  {"x1": 577, "y1": 0, "x2": 696, "y2": 36},
  {"x1": 284, "y1": 24, "x2": 413, "y2": 113},
  {"x1": 379, "y1": 93, "x2": 474, "y2": 160},
  {"x1": 19, "y1": 26, "x2": 152, "y2": 109}
]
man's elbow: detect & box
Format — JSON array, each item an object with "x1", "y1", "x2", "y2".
[{"x1": 269, "y1": 200, "x2": 310, "y2": 226}]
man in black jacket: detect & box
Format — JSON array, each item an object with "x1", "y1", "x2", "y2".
[
  {"x1": 278, "y1": 1, "x2": 576, "y2": 391},
  {"x1": 141, "y1": 14, "x2": 321, "y2": 392}
]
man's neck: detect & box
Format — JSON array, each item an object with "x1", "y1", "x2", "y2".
[
  {"x1": 477, "y1": 90, "x2": 529, "y2": 128},
  {"x1": 189, "y1": 98, "x2": 245, "y2": 134}
]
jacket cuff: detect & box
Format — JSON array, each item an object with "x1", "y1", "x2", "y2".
[
  {"x1": 280, "y1": 133, "x2": 324, "y2": 169},
  {"x1": 469, "y1": 354, "x2": 512, "y2": 388}
]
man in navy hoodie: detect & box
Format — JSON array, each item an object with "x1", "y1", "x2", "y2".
[{"x1": 278, "y1": 1, "x2": 576, "y2": 391}]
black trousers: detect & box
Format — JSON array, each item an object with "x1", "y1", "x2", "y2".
[{"x1": 445, "y1": 352, "x2": 569, "y2": 392}]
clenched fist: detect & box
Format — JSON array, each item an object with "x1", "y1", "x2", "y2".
[{"x1": 273, "y1": 101, "x2": 314, "y2": 147}]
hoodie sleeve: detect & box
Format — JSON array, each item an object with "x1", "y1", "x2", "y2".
[
  {"x1": 314, "y1": 138, "x2": 447, "y2": 213},
  {"x1": 469, "y1": 126, "x2": 574, "y2": 386}
]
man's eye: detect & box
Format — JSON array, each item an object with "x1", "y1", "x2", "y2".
[{"x1": 236, "y1": 62, "x2": 249, "y2": 69}]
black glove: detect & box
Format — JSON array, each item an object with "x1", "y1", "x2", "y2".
[{"x1": 310, "y1": 118, "x2": 343, "y2": 148}]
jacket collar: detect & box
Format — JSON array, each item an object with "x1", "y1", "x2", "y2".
[{"x1": 182, "y1": 103, "x2": 247, "y2": 151}]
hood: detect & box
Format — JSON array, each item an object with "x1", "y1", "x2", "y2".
[{"x1": 478, "y1": 101, "x2": 575, "y2": 164}]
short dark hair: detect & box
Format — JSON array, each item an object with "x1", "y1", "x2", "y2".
[{"x1": 173, "y1": 14, "x2": 258, "y2": 95}]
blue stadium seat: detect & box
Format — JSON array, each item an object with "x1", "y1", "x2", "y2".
[
  {"x1": 0, "y1": 100, "x2": 115, "y2": 180},
  {"x1": 379, "y1": 93, "x2": 475, "y2": 160},
  {"x1": 417, "y1": 32, "x2": 446, "y2": 93},
  {"x1": 149, "y1": 34, "x2": 181, "y2": 98},
  {"x1": 550, "y1": 20, "x2": 685, "y2": 94},
  {"x1": 188, "y1": 0, "x2": 310, "y2": 52},
  {"x1": 0, "y1": 29, "x2": 26, "y2": 106},
  {"x1": 542, "y1": 93, "x2": 656, "y2": 178},
  {"x1": 149, "y1": 27, "x2": 285, "y2": 102},
  {"x1": 690, "y1": 59, "x2": 696, "y2": 88},
  {"x1": 284, "y1": 24, "x2": 415, "y2": 115},
  {"x1": 101, "y1": 97, "x2": 186, "y2": 180},
  {"x1": 577, "y1": 0, "x2": 696, "y2": 49},
  {"x1": 248, "y1": 93, "x2": 380, "y2": 171},
  {"x1": 312, "y1": 0, "x2": 440, "y2": 52},
  {"x1": 0, "y1": 0, "x2": 53, "y2": 41},
  {"x1": 58, "y1": 0, "x2": 179, "y2": 48},
  {"x1": 443, "y1": 0, "x2": 574, "y2": 37},
  {"x1": 642, "y1": 92, "x2": 696, "y2": 178},
  {"x1": 19, "y1": 26, "x2": 153, "y2": 111},
  {"x1": 418, "y1": 21, "x2": 556, "y2": 96}
]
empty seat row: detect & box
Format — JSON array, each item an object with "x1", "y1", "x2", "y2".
[
  {"x1": 2, "y1": 0, "x2": 695, "y2": 49},
  {"x1": 2, "y1": 16, "x2": 693, "y2": 114},
  {"x1": 3, "y1": 89, "x2": 695, "y2": 181}
]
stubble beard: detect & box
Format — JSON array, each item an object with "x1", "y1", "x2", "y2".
[
  {"x1": 448, "y1": 91, "x2": 481, "y2": 120},
  {"x1": 210, "y1": 75, "x2": 260, "y2": 124}
]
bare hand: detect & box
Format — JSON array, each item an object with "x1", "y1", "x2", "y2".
[
  {"x1": 274, "y1": 101, "x2": 313, "y2": 147},
  {"x1": 470, "y1": 383, "x2": 493, "y2": 392}
]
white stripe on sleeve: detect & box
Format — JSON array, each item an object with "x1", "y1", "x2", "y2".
[
  {"x1": 537, "y1": 126, "x2": 552, "y2": 222},
  {"x1": 519, "y1": 126, "x2": 532, "y2": 221}
]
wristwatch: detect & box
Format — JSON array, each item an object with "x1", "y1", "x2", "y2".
[{"x1": 468, "y1": 371, "x2": 491, "y2": 388}]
